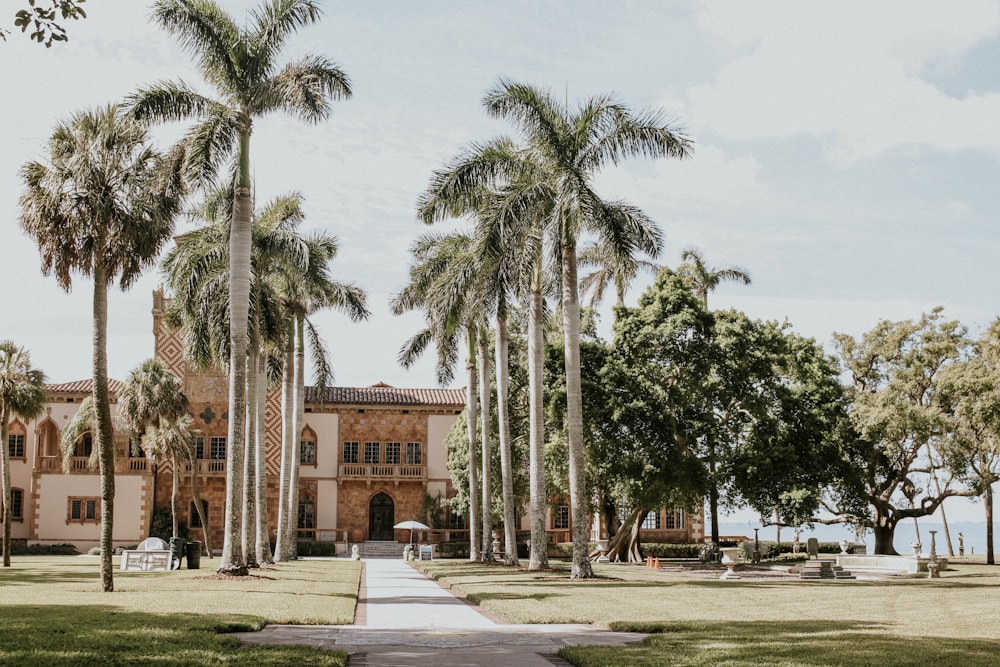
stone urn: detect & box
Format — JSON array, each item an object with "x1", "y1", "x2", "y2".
[
  {"x1": 351, "y1": 529, "x2": 364, "y2": 543},
  {"x1": 719, "y1": 547, "x2": 741, "y2": 580}
]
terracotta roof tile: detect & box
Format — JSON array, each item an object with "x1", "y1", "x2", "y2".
[
  {"x1": 305, "y1": 382, "x2": 465, "y2": 407},
  {"x1": 47, "y1": 379, "x2": 124, "y2": 395}
]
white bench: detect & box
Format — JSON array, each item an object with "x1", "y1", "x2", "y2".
[{"x1": 120, "y1": 537, "x2": 175, "y2": 571}]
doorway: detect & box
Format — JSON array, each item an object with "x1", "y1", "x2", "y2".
[{"x1": 368, "y1": 492, "x2": 395, "y2": 541}]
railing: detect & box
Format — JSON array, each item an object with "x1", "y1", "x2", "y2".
[
  {"x1": 36, "y1": 456, "x2": 92, "y2": 472},
  {"x1": 183, "y1": 459, "x2": 226, "y2": 474},
  {"x1": 127, "y1": 458, "x2": 148, "y2": 472},
  {"x1": 338, "y1": 463, "x2": 426, "y2": 481}
]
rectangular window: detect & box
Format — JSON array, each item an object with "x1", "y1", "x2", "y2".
[
  {"x1": 209, "y1": 437, "x2": 226, "y2": 460},
  {"x1": 195, "y1": 437, "x2": 205, "y2": 460},
  {"x1": 342, "y1": 441, "x2": 359, "y2": 464},
  {"x1": 364, "y1": 441, "x2": 380, "y2": 464},
  {"x1": 68, "y1": 497, "x2": 99, "y2": 523},
  {"x1": 8, "y1": 434, "x2": 25, "y2": 459},
  {"x1": 553, "y1": 505, "x2": 570, "y2": 530},
  {"x1": 384, "y1": 442, "x2": 401, "y2": 464},
  {"x1": 2, "y1": 488, "x2": 24, "y2": 521},
  {"x1": 300, "y1": 440, "x2": 316, "y2": 465},
  {"x1": 190, "y1": 499, "x2": 208, "y2": 528},
  {"x1": 406, "y1": 442, "x2": 423, "y2": 465},
  {"x1": 641, "y1": 511, "x2": 661, "y2": 530},
  {"x1": 664, "y1": 508, "x2": 685, "y2": 530}
]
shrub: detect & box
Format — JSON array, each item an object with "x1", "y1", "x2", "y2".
[
  {"x1": 296, "y1": 541, "x2": 338, "y2": 557},
  {"x1": 640, "y1": 543, "x2": 705, "y2": 559},
  {"x1": 436, "y1": 542, "x2": 470, "y2": 558},
  {"x1": 12, "y1": 542, "x2": 79, "y2": 555}
]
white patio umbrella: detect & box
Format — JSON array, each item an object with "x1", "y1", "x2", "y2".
[{"x1": 394, "y1": 520, "x2": 430, "y2": 545}]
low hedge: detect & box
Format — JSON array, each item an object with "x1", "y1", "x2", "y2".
[
  {"x1": 10, "y1": 542, "x2": 79, "y2": 556},
  {"x1": 295, "y1": 541, "x2": 338, "y2": 557}
]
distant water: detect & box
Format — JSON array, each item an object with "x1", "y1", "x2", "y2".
[{"x1": 719, "y1": 520, "x2": 996, "y2": 557}]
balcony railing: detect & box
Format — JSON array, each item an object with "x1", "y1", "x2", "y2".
[
  {"x1": 184, "y1": 459, "x2": 226, "y2": 474},
  {"x1": 128, "y1": 458, "x2": 149, "y2": 472},
  {"x1": 338, "y1": 463, "x2": 426, "y2": 482}
]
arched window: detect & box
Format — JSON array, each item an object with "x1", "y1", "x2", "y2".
[
  {"x1": 7, "y1": 420, "x2": 26, "y2": 459},
  {"x1": 300, "y1": 426, "x2": 317, "y2": 465}
]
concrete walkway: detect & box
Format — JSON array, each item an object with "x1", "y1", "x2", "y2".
[{"x1": 235, "y1": 558, "x2": 647, "y2": 666}]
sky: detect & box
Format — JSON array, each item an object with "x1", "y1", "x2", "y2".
[{"x1": 2, "y1": 1, "x2": 999, "y2": 524}]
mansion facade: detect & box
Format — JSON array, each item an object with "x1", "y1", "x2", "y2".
[{"x1": 3, "y1": 291, "x2": 703, "y2": 553}]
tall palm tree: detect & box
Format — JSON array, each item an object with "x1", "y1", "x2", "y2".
[
  {"x1": 676, "y1": 246, "x2": 751, "y2": 545},
  {"x1": 677, "y1": 247, "x2": 751, "y2": 309},
  {"x1": 19, "y1": 104, "x2": 180, "y2": 592},
  {"x1": 578, "y1": 240, "x2": 660, "y2": 308},
  {"x1": 392, "y1": 232, "x2": 487, "y2": 561},
  {"x1": 128, "y1": 0, "x2": 350, "y2": 573},
  {"x1": 0, "y1": 341, "x2": 47, "y2": 567}
]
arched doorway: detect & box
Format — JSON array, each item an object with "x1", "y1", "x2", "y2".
[{"x1": 368, "y1": 492, "x2": 395, "y2": 541}]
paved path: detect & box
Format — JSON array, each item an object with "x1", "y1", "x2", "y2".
[{"x1": 235, "y1": 558, "x2": 647, "y2": 666}]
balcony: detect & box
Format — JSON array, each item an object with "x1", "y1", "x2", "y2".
[
  {"x1": 338, "y1": 463, "x2": 426, "y2": 484},
  {"x1": 184, "y1": 459, "x2": 226, "y2": 475}
]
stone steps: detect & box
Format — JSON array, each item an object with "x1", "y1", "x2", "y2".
[
  {"x1": 359, "y1": 540, "x2": 405, "y2": 559},
  {"x1": 799, "y1": 559, "x2": 855, "y2": 580}
]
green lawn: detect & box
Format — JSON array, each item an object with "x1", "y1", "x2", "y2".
[
  {"x1": 0, "y1": 555, "x2": 360, "y2": 666},
  {"x1": 414, "y1": 559, "x2": 1000, "y2": 666}
]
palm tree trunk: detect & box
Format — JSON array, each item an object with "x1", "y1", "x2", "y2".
[
  {"x1": 255, "y1": 346, "x2": 273, "y2": 564},
  {"x1": 478, "y1": 329, "x2": 493, "y2": 562},
  {"x1": 495, "y1": 302, "x2": 519, "y2": 566},
  {"x1": 171, "y1": 452, "x2": 179, "y2": 537},
  {"x1": 561, "y1": 238, "x2": 594, "y2": 579},
  {"x1": 286, "y1": 314, "x2": 306, "y2": 560},
  {"x1": 220, "y1": 183, "x2": 251, "y2": 574},
  {"x1": 275, "y1": 327, "x2": 295, "y2": 560},
  {"x1": 527, "y1": 254, "x2": 549, "y2": 570},
  {"x1": 1, "y1": 405, "x2": 12, "y2": 567},
  {"x1": 189, "y1": 449, "x2": 211, "y2": 557},
  {"x1": 243, "y1": 331, "x2": 258, "y2": 568},
  {"x1": 93, "y1": 264, "x2": 116, "y2": 590},
  {"x1": 465, "y1": 327, "x2": 480, "y2": 561}
]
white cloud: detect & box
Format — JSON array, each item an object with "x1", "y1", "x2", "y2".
[{"x1": 691, "y1": 0, "x2": 1000, "y2": 162}]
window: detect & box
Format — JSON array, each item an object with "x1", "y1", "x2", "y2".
[
  {"x1": 342, "y1": 441, "x2": 359, "y2": 464},
  {"x1": 1, "y1": 488, "x2": 24, "y2": 521},
  {"x1": 364, "y1": 441, "x2": 380, "y2": 464},
  {"x1": 74, "y1": 433, "x2": 93, "y2": 458},
  {"x1": 8, "y1": 433, "x2": 25, "y2": 459},
  {"x1": 300, "y1": 439, "x2": 316, "y2": 465},
  {"x1": 209, "y1": 437, "x2": 226, "y2": 460},
  {"x1": 190, "y1": 499, "x2": 208, "y2": 528},
  {"x1": 298, "y1": 499, "x2": 315, "y2": 536},
  {"x1": 553, "y1": 505, "x2": 570, "y2": 530},
  {"x1": 406, "y1": 442, "x2": 422, "y2": 465},
  {"x1": 642, "y1": 511, "x2": 661, "y2": 530},
  {"x1": 665, "y1": 508, "x2": 685, "y2": 530},
  {"x1": 384, "y1": 442, "x2": 401, "y2": 464},
  {"x1": 68, "y1": 497, "x2": 100, "y2": 523},
  {"x1": 195, "y1": 437, "x2": 205, "y2": 460}
]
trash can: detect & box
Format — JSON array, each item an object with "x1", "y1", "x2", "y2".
[
  {"x1": 185, "y1": 540, "x2": 202, "y2": 570},
  {"x1": 168, "y1": 537, "x2": 186, "y2": 570}
]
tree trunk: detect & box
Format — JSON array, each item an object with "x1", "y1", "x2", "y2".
[
  {"x1": 604, "y1": 508, "x2": 644, "y2": 564},
  {"x1": 220, "y1": 182, "x2": 251, "y2": 575},
  {"x1": 170, "y1": 452, "x2": 179, "y2": 538},
  {"x1": 561, "y1": 239, "x2": 594, "y2": 579},
  {"x1": 255, "y1": 346, "x2": 273, "y2": 564},
  {"x1": 495, "y1": 304, "x2": 519, "y2": 566},
  {"x1": 478, "y1": 330, "x2": 493, "y2": 562},
  {"x1": 986, "y1": 484, "x2": 994, "y2": 566},
  {"x1": 243, "y1": 334, "x2": 258, "y2": 568},
  {"x1": 466, "y1": 328, "x2": 480, "y2": 562},
  {"x1": 189, "y1": 449, "x2": 211, "y2": 557},
  {"x1": 709, "y1": 442, "x2": 720, "y2": 545},
  {"x1": 1, "y1": 406, "x2": 12, "y2": 567},
  {"x1": 275, "y1": 331, "x2": 295, "y2": 561},
  {"x1": 93, "y1": 265, "x2": 116, "y2": 591},
  {"x1": 286, "y1": 315, "x2": 306, "y2": 560},
  {"x1": 527, "y1": 253, "x2": 549, "y2": 570},
  {"x1": 872, "y1": 505, "x2": 899, "y2": 555}
]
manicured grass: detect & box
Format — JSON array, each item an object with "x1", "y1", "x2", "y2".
[
  {"x1": 414, "y1": 559, "x2": 1000, "y2": 666},
  {"x1": 0, "y1": 555, "x2": 360, "y2": 666}
]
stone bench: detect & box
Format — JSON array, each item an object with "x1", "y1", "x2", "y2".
[{"x1": 120, "y1": 537, "x2": 174, "y2": 572}]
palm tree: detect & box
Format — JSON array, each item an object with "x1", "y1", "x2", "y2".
[
  {"x1": 677, "y1": 247, "x2": 751, "y2": 309},
  {"x1": 19, "y1": 104, "x2": 180, "y2": 592},
  {"x1": 578, "y1": 240, "x2": 660, "y2": 308},
  {"x1": 0, "y1": 341, "x2": 47, "y2": 567},
  {"x1": 392, "y1": 232, "x2": 486, "y2": 561},
  {"x1": 128, "y1": 0, "x2": 350, "y2": 573},
  {"x1": 676, "y1": 246, "x2": 751, "y2": 545}
]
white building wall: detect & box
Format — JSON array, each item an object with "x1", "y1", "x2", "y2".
[
  {"x1": 305, "y1": 412, "x2": 340, "y2": 478},
  {"x1": 34, "y1": 473, "x2": 148, "y2": 547},
  {"x1": 426, "y1": 414, "x2": 458, "y2": 481}
]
